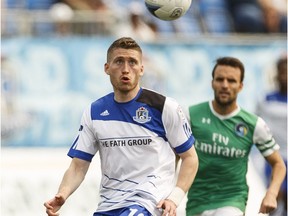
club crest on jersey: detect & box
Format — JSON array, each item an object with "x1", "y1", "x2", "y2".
[
  {"x1": 235, "y1": 122, "x2": 248, "y2": 137},
  {"x1": 133, "y1": 107, "x2": 151, "y2": 124}
]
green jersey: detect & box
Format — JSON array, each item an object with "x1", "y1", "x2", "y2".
[{"x1": 186, "y1": 101, "x2": 279, "y2": 215}]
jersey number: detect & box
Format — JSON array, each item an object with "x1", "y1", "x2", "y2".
[
  {"x1": 128, "y1": 208, "x2": 144, "y2": 216},
  {"x1": 183, "y1": 122, "x2": 192, "y2": 138}
]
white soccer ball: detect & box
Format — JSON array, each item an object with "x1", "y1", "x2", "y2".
[{"x1": 145, "y1": 0, "x2": 192, "y2": 21}]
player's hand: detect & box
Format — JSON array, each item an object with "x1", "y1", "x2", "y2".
[
  {"x1": 258, "y1": 192, "x2": 277, "y2": 214},
  {"x1": 44, "y1": 194, "x2": 65, "y2": 216},
  {"x1": 157, "y1": 199, "x2": 177, "y2": 216}
]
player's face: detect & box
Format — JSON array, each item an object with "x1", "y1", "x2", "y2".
[
  {"x1": 105, "y1": 48, "x2": 144, "y2": 97},
  {"x1": 212, "y1": 65, "x2": 243, "y2": 107}
]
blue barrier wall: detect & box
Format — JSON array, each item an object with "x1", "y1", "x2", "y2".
[{"x1": 1, "y1": 37, "x2": 286, "y2": 146}]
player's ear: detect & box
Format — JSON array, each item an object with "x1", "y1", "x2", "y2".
[
  {"x1": 104, "y1": 63, "x2": 110, "y2": 75},
  {"x1": 211, "y1": 79, "x2": 214, "y2": 90},
  {"x1": 239, "y1": 82, "x2": 244, "y2": 92},
  {"x1": 139, "y1": 65, "x2": 144, "y2": 77}
]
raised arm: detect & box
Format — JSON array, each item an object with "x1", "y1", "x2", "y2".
[{"x1": 44, "y1": 157, "x2": 90, "y2": 216}]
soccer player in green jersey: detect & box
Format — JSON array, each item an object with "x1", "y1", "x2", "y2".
[{"x1": 186, "y1": 57, "x2": 286, "y2": 216}]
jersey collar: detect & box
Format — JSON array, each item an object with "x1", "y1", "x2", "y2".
[{"x1": 209, "y1": 101, "x2": 241, "y2": 120}]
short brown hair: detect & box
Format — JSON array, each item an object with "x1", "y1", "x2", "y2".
[
  {"x1": 212, "y1": 57, "x2": 245, "y2": 82},
  {"x1": 107, "y1": 37, "x2": 142, "y2": 62}
]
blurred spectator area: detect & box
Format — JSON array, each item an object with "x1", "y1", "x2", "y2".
[
  {"x1": 1, "y1": 0, "x2": 287, "y2": 38},
  {"x1": 1, "y1": 0, "x2": 119, "y2": 36}
]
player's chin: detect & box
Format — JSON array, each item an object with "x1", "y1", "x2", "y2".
[
  {"x1": 219, "y1": 98, "x2": 230, "y2": 103},
  {"x1": 118, "y1": 84, "x2": 133, "y2": 92},
  {"x1": 216, "y1": 98, "x2": 233, "y2": 106}
]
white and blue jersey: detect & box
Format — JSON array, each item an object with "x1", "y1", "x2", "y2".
[
  {"x1": 256, "y1": 91, "x2": 287, "y2": 195},
  {"x1": 68, "y1": 88, "x2": 195, "y2": 216},
  {"x1": 256, "y1": 91, "x2": 287, "y2": 159}
]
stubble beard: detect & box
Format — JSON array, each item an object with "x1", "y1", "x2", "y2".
[
  {"x1": 215, "y1": 95, "x2": 235, "y2": 107},
  {"x1": 116, "y1": 81, "x2": 139, "y2": 95}
]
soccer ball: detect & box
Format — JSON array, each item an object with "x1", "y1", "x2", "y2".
[{"x1": 144, "y1": 0, "x2": 192, "y2": 21}]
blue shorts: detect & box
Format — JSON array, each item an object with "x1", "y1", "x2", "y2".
[{"x1": 93, "y1": 204, "x2": 152, "y2": 216}]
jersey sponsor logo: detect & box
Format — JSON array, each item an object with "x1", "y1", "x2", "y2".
[
  {"x1": 235, "y1": 122, "x2": 248, "y2": 137},
  {"x1": 100, "y1": 137, "x2": 153, "y2": 147},
  {"x1": 195, "y1": 141, "x2": 247, "y2": 158},
  {"x1": 133, "y1": 107, "x2": 151, "y2": 124},
  {"x1": 195, "y1": 132, "x2": 247, "y2": 158},
  {"x1": 213, "y1": 133, "x2": 229, "y2": 145},
  {"x1": 100, "y1": 110, "x2": 110, "y2": 116},
  {"x1": 202, "y1": 117, "x2": 211, "y2": 124},
  {"x1": 78, "y1": 125, "x2": 83, "y2": 131}
]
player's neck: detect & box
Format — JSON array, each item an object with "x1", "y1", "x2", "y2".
[
  {"x1": 114, "y1": 87, "x2": 140, "y2": 103},
  {"x1": 212, "y1": 100, "x2": 238, "y2": 115}
]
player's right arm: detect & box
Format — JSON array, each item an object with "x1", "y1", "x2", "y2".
[{"x1": 44, "y1": 157, "x2": 90, "y2": 216}]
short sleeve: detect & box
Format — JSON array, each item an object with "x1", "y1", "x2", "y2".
[
  {"x1": 67, "y1": 105, "x2": 98, "y2": 162},
  {"x1": 253, "y1": 117, "x2": 280, "y2": 157},
  {"x1": 162, "y1": 97, "x2": 195, "y2": 154}
]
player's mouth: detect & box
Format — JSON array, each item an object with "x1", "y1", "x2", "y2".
[
  {"x1": 219, "y1": 92, "x2": 230, "y2": 97},
  {"x1": 121, "y1": 76, "x2": 130, "y2": 83}
]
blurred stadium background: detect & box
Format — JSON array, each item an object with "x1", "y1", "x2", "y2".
[{"x1": 1, "y1": 0, "x2": 287, "y2": 215}]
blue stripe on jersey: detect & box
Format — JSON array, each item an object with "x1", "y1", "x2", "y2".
[
  {"x1": 70, "y1": 135, "x2": 79, "y2": 149},
  {"x1": 104, "y1": 174, "x2": 139, "y2": 184},
  {"x1": 67, "y1": 148, "x2": 94, "y2": 162},
  {"x1": 174, "y1": 136, "x2": 195, "y2": 154},
  {"x1": 90, "y1": 89, "x2": 167, "y2": 139},
  {"x1": 266, "y1": 92, "x2": 287, "y2": 103}
]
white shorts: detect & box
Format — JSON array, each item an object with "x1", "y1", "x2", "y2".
[{"x1": 193, "y1": 206, "x2": 244, "y2": 216}]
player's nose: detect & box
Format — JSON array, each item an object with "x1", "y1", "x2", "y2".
[{"x1": 122, "y1": 61, "x2": 130, "y2": 73}]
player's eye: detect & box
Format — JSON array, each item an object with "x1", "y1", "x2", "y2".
[
  {"x1": 129, "y1": 60, "x2": 136, "y2": 66},
  {"x1": 115, "y1": 59, "x2": 123, "y2": 65},
  {"x1": 215, "y1": 77, "x2": 224, "y2": 82},
  {"x1": 228, "y1": 78, "x2": 237, "y2": 83}
]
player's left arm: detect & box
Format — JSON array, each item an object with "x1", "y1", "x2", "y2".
[
  {"x1": 259, "y1": 151, "x2": 286, "y2": 214},
  {"x1": 157, "y1": 146, "x2": 198, "y2": 216},
  {"x1": 157, "y1": 100, "x2": 198, "y2": 215},
  {"x1": 254, "y1": 117, "x2": 287, "y2": 213},
  {"x1": 174, "y1": 146, "x2": 198, "y2": 196}
]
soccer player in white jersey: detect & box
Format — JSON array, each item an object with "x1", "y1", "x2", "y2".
[
  {"x1": 44, "y1": 37, "x2": 199, "y2": 216},
  {"x1": 256, "y1": 55, "x2": 287, "y2": 216},
  {"x1": 185, "y1": 57, "x2": 286, "y2": 216}
]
